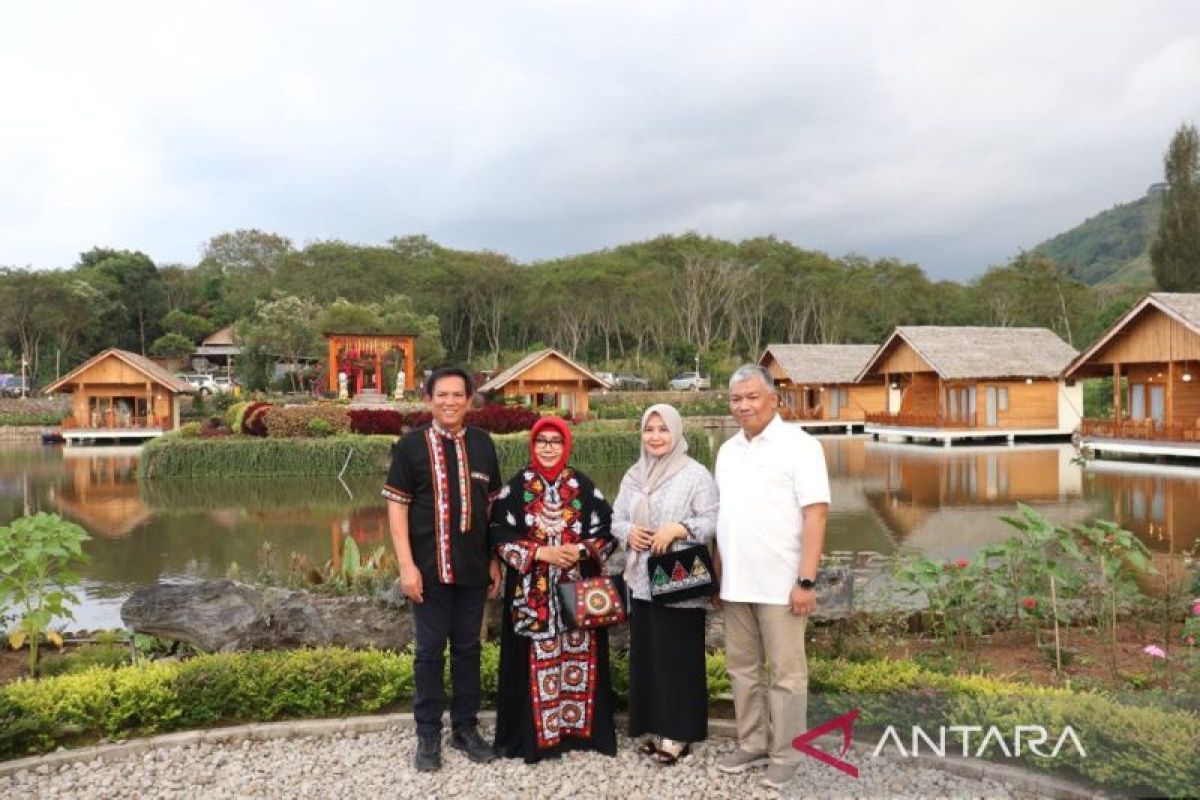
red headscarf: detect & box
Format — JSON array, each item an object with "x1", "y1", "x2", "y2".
[{"x1": 529, "y1": 416, "x2": 573, "y2": 482}]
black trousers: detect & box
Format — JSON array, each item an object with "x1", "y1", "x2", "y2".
[{"x1": 412, "y1": 581, "x2": 487, "y2": 735}]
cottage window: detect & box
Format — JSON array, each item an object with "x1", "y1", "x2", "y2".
[{"x1": 998, "y1": 387, "x2": 1009, "y2": 412}]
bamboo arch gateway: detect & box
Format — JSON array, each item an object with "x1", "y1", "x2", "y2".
[{"x1": 323, "y1": 332, "x2": 416, "y2": 397}]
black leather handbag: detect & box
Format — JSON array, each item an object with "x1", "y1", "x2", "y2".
[
  {"x1": 557, "y1": 575, "x2": 628, "y2": 629},
  {"x1": 647, "y1": 544, "x2": 718, "y2": 603}
]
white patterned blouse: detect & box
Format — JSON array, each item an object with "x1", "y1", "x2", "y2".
[{"x1": 610, "y1": 459, "x2": 719, "y2": 609}]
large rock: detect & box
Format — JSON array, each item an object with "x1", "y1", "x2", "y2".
[{"x1": 121, "y1": 580, "x2": 413, "y2": 653}]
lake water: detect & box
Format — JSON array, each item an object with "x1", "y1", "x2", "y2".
[{"x1": 1, "y1": 434, "x2": 1197, "y2": 630}]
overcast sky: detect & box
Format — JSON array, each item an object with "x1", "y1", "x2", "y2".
[{"x1": 2, "y1": 1, "x2": 1198, "y2": 280}]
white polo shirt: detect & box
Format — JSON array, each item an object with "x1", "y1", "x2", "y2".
[{"x1": 716, "y1": 414, "x2": 831, "y2": 605}]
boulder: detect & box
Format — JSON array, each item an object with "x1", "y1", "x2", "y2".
[{"x1": 121, "y1": 580, "x2": 412, "y2": 653}]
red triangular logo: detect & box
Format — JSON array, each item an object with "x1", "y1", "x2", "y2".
[{"x1": 791, "y1": 708, "x2": 859, "y2": 778}]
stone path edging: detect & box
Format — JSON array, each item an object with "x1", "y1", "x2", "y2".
[{"x1": 0, "y1": 711, "x2": 1106, "y2": 798}]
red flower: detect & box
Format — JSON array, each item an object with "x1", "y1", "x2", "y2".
[
  {"x1": 955, "y1": 559, "x2": 969, "y2": 569},
  {"x1": 1023, "y1": 597, "x2": 1037, "y2": 611}
]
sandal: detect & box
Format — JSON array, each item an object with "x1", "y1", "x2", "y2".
[
  {"x1": 652, "y1": 741, "x2": 691, "y2": 766},
  {"x1": 636, "y1": 737, "x2": 659, "y2": 757}
]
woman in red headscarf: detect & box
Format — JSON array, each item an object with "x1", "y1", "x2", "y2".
[{"x1": 489, "y1": 416, "x2": 617, "y2": 762}]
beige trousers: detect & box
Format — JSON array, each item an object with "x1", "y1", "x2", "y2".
[{"x1": 722, "y1": 601, "x2": 809, "y2": 764}]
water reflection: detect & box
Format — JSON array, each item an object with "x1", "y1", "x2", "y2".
[{"x1": 2, "y1": 435, "x2": 1198, "y2": 630}]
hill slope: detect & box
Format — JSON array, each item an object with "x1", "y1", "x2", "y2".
[{"x1": 1032, "y1": 185, "x2": 1162, "y2": 286}]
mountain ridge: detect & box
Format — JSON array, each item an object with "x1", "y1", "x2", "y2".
[{"x1": 1031, "y1": 185, "x2": 1162, "y2": 287}]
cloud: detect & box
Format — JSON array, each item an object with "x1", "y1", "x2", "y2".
[{"x1": 1, "y1": 1, "x2": 1198, "y2": 279}]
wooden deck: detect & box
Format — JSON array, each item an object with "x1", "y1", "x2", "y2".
[
  {"x1": 863, "y1": 412, "x2": 1072, "y2": 447},
  {"x1": 62, "y1": 417, "x2": 166, "y2": 446},
  {"x1": 1077, "y1": 417, "x2": 1200, "y2": 462}
]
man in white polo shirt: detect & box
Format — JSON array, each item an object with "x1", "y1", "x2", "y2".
[{"x1": 714, "y1": 363, "x2": 830, "y2": 791}]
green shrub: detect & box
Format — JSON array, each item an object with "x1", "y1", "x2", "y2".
[
  {"x1": 0, "y1": 412, "x2": 64, "y2": 427},
  {"x1": 3, "y1": 647, "x2": 1197, "y2": 796},
  {"x1": 225, "y1": 401, "x2": 249, "y2": 432},
  {"x1": 138, "y1": 434, "x2": 394, "y2": 479},
  {"x1": 265, "y1": 405, "x2": 351, "y2": 438},
  {"x1": 139, "y1": 430, "x2": 712, "y2": 480},
  {"x1": 307, "y1": 418, "x2": 333, "y2": 437},
  {"x1": 178, "y1": 422, "x2": 201, "y2": 438},
  {"x1": 39, "y1": 644, "x2": 130, "y2": 677}
]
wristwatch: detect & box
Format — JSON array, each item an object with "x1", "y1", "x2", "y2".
[{"x1": 795, "y1": 577, "x2": 816, "y2": 590}]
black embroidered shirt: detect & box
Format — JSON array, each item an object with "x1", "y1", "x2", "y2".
[{"x1": 382, "y1": 422, "x2": 502, "y2": 587}]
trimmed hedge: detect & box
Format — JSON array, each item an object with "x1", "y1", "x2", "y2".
[
  {"x1": 139, "y1": 430, "x2": 715, "y2": 479},
  {"x1": 265, "y1": 405, "x2": 352, "y2": 438},
  {"x1": 0, "y1": 412, "x2": 64, "y2": 427},
  {"x1": 1, "y1": 648, "x2": 1195, "y2": 795},
  {"x1": 138, "y1": 435, "x2": 394, "y2": 479}
]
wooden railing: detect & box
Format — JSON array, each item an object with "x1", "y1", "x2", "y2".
[
  {"x1": 1078, "y1": 417, "x2": 1200, "y2": 443},
  {"x1": 864, "y1": 412, "x2": 979, "y2": 429},
  {"x1": 64, "y1": 414, "x2": 166, "y2": 431}
]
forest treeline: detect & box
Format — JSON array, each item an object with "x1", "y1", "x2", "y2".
[{"x1": 0, "y1": 230, "x2": 1148, "y2": 389}]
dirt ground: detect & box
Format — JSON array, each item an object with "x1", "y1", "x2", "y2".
[{"x1": 811, "y1": 618, "x2": 1196, "y2": 690}]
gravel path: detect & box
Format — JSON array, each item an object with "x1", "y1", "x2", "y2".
[{"x1": 1, "y1": 727, "x2": 1048, "y2": 799}]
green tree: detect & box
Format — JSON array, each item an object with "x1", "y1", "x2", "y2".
[
  {"x1": 237, "y1": 294, "x2": 322, "y2": 392},
  {"x1": 77, "y1": 249, "x2": 165, "y2": 354},
  {"x1": 161, "y1": 309, "x2": 215, "y2": 342},
  {"x1": 150, "y1": 332, "x2": 197, "y2": 359},
  {"x1": 1151, "y1": 123, "x2": 1200, "y2": 290}
]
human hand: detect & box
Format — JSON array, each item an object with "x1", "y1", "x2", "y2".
[
  {"x1": 399, "y1": 564, "x2": 424, "y2": 604},
  {"x1": 487, "y1": 559, "x2": 503, "y2": 599},
  {"x1": 649, "y1": 523, "x2": 686, "y2": 555},
  {"x1": 629, "y1": 527, "x2": 653, "y2": 552},
  {"x1": 789, "y1": 584, "x2": 816, "y2": 616},
  {"x1": 537, "y1": 545, "x2": 579, "y2": 569}
]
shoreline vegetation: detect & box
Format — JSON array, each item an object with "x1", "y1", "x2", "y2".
[
  {"x1": 137, "y1": 429, "x2": 715, "y2": 480},
  {"x1": 1, "y1": 645, "x2": 1195, "y2": 796}
]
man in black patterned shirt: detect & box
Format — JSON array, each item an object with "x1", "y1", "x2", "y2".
[{"x1": 384, "y1": 366, "x2": 502, "y2": 771}]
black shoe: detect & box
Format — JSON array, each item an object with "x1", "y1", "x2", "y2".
[
  {"x1": 450, "y1": 726, "x2": 496, "y2": 763},
  {"x1": 415, "y1": 732, "x2": 442, "y2": 772}
]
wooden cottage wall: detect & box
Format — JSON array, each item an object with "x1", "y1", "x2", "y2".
[
  {"x1": 1092, "y1": 307, "x2": 1200, "y2": 365},
  {"x1": 901, "y1": 373, "x2": 940, "y2": 416},
  {"x1": 980, "y1": 380, "x2": 1059, "y2": 429},
  {"x1": 844, "y1": 384, "x2": 887, "y2": 419},
  {"x1": 874, "y1": 341, "x2": 934, "y2": 376}
]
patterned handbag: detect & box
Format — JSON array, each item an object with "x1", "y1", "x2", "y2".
[
  {"x1": 556, "y1": 575, "x2": 628, "y2": 630},
  {"x1": 647, "y1": 544, "x2": 718, "y2": 603}
]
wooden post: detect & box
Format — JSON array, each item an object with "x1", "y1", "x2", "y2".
[
  {"x1": 328, "y1": 336, "x2": 338, "y2": 394},
  {"x1": 404, "y1": 336, "x2": 416, "y2": 397},
  {"x1": 1113, "y1": 362, "x2": 1121, "y2": 421},
  {"x1": 1167, "y1": 360, "x2": 1174, "y2": 429}
]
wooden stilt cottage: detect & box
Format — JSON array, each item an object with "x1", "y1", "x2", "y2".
[
  {"x1": 1066, "y1": 292, "x2": 1200, "y2": 459},
  {"x1": 43, "y1": 349, "x2": 195, "y2": 445},
  {"x1": 857, "y1": 327, "x2": 1080, "y2": 444},
  {"x1": 478, "y1": 349, "x2": 610, "y2": 419},
  {"x1": 759, "y1": 344, "x2": 884, "y2": 427}
]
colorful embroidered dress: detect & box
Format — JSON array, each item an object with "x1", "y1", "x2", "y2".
[{"x1": 490, "y1": 460, "x2": 616, "y2": 761}]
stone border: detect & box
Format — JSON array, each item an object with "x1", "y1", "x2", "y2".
[{"x1": 0, "y1": 712, "x2": 1105, "y2": 797}]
